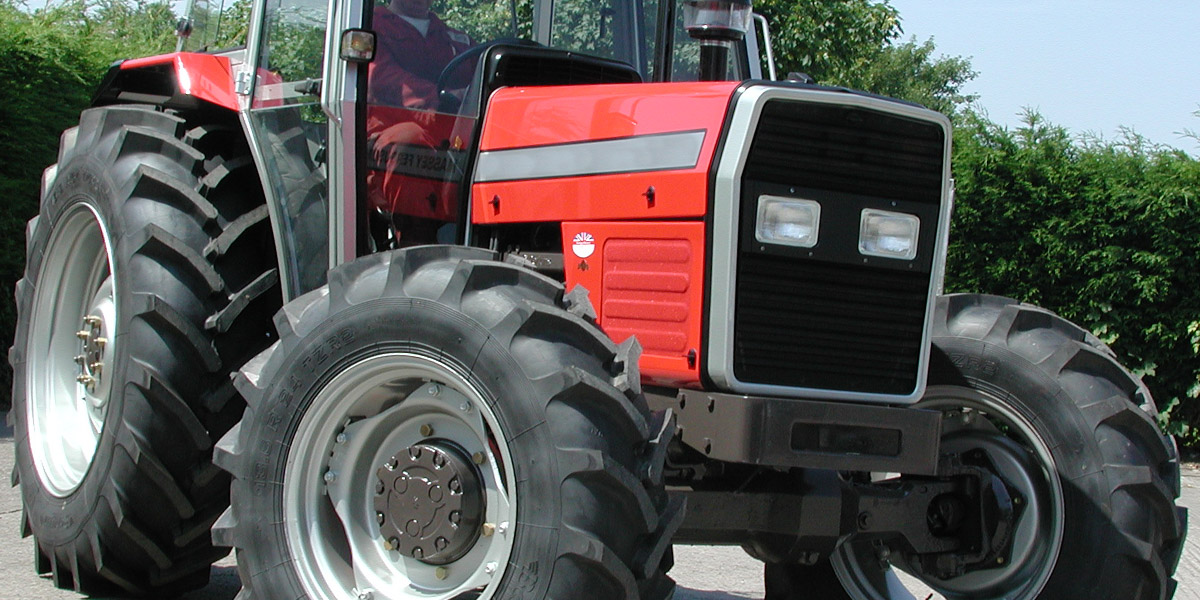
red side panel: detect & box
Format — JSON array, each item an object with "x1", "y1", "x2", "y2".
[
  {"x1": 562, "y1": 221, "x2": 706, "y2": 388},
  {"x1": 120, "y1": 52, "x2": 239, "y2": 111},
  {"x1": 473, "y1": 82, "x2": 739, "y2": 223}
]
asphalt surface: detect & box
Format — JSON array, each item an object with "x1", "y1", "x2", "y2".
[{"x1": 1, "y1": 410, "x2": 1197, "y2": 600}]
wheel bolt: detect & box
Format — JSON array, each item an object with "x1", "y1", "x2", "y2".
[
  {"x1": 459, "y1": 401, "x2": 472, "y2": 412},
  {"x1": 94, "y1": 337, "x2": 107, "y2": 348},
  {"x1": 76, "y1": 330, "x2": 91, "y2": 340},
  {"x1": 84, "y1": 315, "x2": 102, "y2": 327},
  {"x1": 428, "y1": 385, "x2": 440, "y2": 396},
  {"x1": 323, "y1": 470, "x2": 337, "y2": 483},
  {"x1": 336, "y1": 433, "x2": 348, "y2": 444}
]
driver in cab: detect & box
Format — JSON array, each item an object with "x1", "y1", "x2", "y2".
[{"x1": 369, "y1": 0, "x2": 473, "y2": 109}]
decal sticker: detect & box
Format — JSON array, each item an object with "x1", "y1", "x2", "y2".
[{"x1": 572, "y1": 232, "x2": 595, "y2": 258}]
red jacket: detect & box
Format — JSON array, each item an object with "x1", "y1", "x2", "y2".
[{"x1": 368, "y1": 7, "x2": 472, "y2": 109}]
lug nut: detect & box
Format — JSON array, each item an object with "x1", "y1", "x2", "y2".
[
  {"x1": 84, "y1": 315, "x2": 102, "y2": 327},
  {"x1": 323, "y1": 470, "x2": 337, "y2": 483},
  {"x1": 76, "y1": 375, "x2": 95, "y2": 386},
  {"x1": 484, "y1": 562, "x2": 498, "y2": 575},
  {"x1": 481, "y1": 522, "x2": 495, "y2": 537},
  {"x1": 472, "y1": 452, "x2": 486, "y2": 465},
  {"x1": 498, "y1": 521, "x2": 509, "y2": 535},
  {"x1": 336, "y1": 433, "x2": 348, "y2": 444},
  {"x1": 94, "y1": 337, "x2": 107, "y2": 348},
  {"x1": 428, "y1": 385, "x2": 440, "y2": 396},
  {"x1": 459, "y1": 401, "x2": 472, "y2": 412},
  {"x1": 435, "y1": 566, "x2": 448, "y2": 580},
  {"x1": 420, "y1": 424, "x2": 434, "y2": 437},
  {"x1": 76, "y1": 330, "x2": 91, "y2": 340}
]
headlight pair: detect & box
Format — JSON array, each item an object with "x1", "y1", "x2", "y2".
[{"x1": 754, "y1": 196, "x2": 919, "y2": 261}]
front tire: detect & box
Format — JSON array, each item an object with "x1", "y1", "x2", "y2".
[
  {"x1": 763, "y1": 294, "x2": 1185, "y2": 600},
  {"x1": 825, "y1": 294, "x2": 1185, "y2": 600},
  {"x1": 213, "y1": 246, "x2": 681, "y2": 599}
]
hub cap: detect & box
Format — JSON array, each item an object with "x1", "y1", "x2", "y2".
[
  {"x1": 375, "y1": 442, "x2": 484, "y2": 565},
  {"x1": 26, "y1": 203, "x2": 117, "y2": 497}
]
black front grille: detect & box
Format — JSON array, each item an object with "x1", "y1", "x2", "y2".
[
  {"x1": 734, "y1": 253, "x2": 928, "y2": 394},
  {"x1": 745, "y1": 100, "x2": 944, "y2": 204},
  {"x1": 730, "y1": 97, "x2": 945, "y2": 395}
]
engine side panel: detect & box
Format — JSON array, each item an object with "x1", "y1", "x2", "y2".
[
  {"x1": 561, "y1": 221, "x2": 706, "y2": 388},
  {"x1": 471, "y1": 82, "x2": 738, "y2": 223}
]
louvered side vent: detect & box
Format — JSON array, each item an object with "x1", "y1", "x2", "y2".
[
  {"x1": 601, "y1": 239, "x2": 693, "y2": 356},
  {"x1": 732, "y1": 98, "x2": 946, "y2": 396}
]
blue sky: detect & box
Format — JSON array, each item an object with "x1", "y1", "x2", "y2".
[{"x1": 889, "y1": 1, "x2": 1200, "y2": 150}]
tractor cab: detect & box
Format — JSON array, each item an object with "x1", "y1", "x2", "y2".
[{"x1": 177, "y1": 0, "x2": 770, "y2": 299}]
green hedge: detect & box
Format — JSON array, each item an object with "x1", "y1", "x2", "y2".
[{"x1": 948, "y1": 111, "x2": 1200, "y2": 443}]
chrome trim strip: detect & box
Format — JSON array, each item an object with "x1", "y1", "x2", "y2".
[
  {"x1": 473, "y1": 130, "x2": 706, "y2": 183},
  {"x1": 706, "y1": 86, "x2": 954, "y2": 405}
]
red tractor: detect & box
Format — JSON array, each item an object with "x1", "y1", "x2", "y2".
[{"x1": 10, "y1": 0, "x2": 1185, "y2": 597}]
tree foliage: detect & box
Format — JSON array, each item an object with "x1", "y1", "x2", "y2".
[
  {"x1": 754, "y1": 0, "x2": 976, "y2": 114},
  {"x1": 949, "y1": 110, "x2": 1200, "y2": 443}
]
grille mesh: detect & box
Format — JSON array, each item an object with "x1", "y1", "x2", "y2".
[{"x1": 744, "y1": 100, "x2": 944, "y2": 204}]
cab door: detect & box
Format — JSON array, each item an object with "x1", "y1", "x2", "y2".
[{"x1": 241, "y1": 0, "x2": 368, "y2": 299}]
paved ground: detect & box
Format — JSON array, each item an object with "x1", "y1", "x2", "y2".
[{"x1": 0, "y1": 410, "x2": 1196, "y2": 599}]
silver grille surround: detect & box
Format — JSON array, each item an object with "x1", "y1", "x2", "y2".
[{"x1": 705, "y1": 85, "x2": 955, "y2": 405}]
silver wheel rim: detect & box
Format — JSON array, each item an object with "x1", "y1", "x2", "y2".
[
  {"x1": 26, "y1": 202, "x2": 118, "y2": 497},
  {"x1": 831, "y1": 385, "x2": 1065, "y2": 600},
  {"x1": 285, "y1": 353, "x2": 518, "y2": 600}
]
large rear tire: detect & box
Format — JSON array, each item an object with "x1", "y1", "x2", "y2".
[
  {"x1": 9, "y1": 106, "x2": 279, "y2": 595},
  {"x1": 765, "y1": 294, "x2": 1185, "y2": 600},
  {"x1": 213, "y1": 246, "x2": 682, "y2": 599}
]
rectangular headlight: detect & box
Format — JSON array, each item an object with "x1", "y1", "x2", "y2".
[
  {"x1": 859, "y1": 209, "x2": 919, "y2": 260},
  {"x1": 756, "y1": 196, "x2": 820, "y2": 248}
]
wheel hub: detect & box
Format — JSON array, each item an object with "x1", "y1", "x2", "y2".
[
  {"x1": 374, "y1": 442, "x2": 484, "y2": 565},
  {"x1": 75, "y1": 314, "x2": 107, "y2": 396}
]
